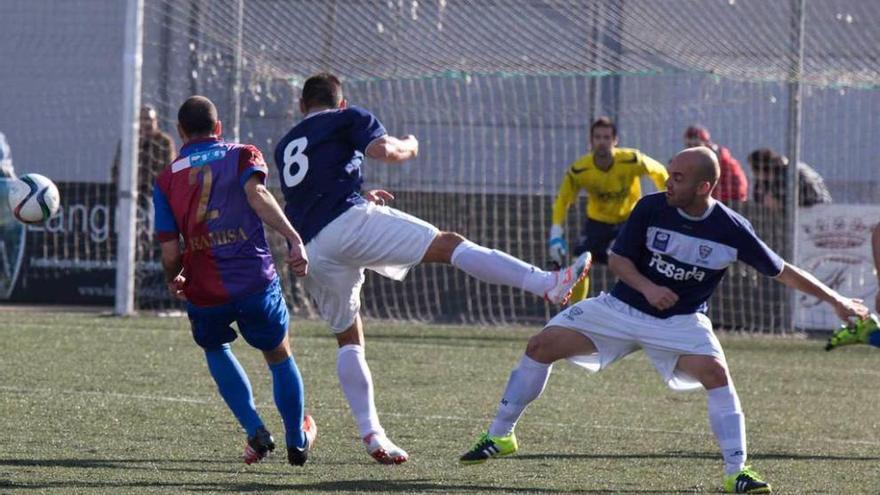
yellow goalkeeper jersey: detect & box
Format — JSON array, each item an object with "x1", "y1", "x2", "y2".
[{"x1": 551, "y1": 147, "x2": 668, "y2": 225}]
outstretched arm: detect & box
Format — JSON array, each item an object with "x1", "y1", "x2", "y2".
[
  {"x1": 548, "y1": 170, "x2": 581, "y2": 264},
  {"x1": 775, "y1": 262, "x2": 868, "y2": 321},
  {"x1": 639, "y1": 153, "x2": 669, "y2": 192},
  {"x1": 551, "y1": 171, "x2": 578, "y2": 227},
  {"x1": 365, "y1": 134, "x2": 419, "y2": 163},
  {"x1": 244, "y1": 175, "x2": 308, "y2": 277}
]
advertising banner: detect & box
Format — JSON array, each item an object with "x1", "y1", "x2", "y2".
[
  {"x1": 794, "y1": 204, "x2": 880, "y2": 330},
  {"x1": 0, "y1": 180, "x2": 168, "y2": 306}
]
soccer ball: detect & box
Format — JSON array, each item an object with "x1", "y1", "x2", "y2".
[{"x1": 7, "y1": 173, "x2": 61, "y2": 224}]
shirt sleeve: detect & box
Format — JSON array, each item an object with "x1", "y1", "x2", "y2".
[
  {"x1": 153, "y1": 177, "x2": 179, "y2": 243},
  {"x1": 348, "y1": 106, "x2": 388, "y2": 152},
  {"x1": 735, "y1": 218, "x2": 785, "y2": 276},
  {"x1": 611, "y1": 196, "x2": 653, "y2": 261},
  {"x1": 638, "y1": 152, "x2": 669, "y2": 191},
  {"x1": 551, "y1": 164, "x2": 581, "y2": 225},
  {"x1": 238, "y1": 145, "x2": 269, "y2": 187}
]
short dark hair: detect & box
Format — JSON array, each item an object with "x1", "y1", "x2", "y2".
[
  {"x1": 177, "y1": 96, "x2": 217, "y2": 137},
  {"x1": 301, "y1": 73, "x2": 343, "y2": 110},
  {"x1": 747, "y1": 148, "x2": 787, "y2": 171},
  {"x1": 684, "y1": 125, "x2": 710, "y2": 142},
  {"x1": 590, "y1": 116, "x2": 617, "y2": 138}
]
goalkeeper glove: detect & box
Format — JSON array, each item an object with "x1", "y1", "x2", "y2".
[{"x1": 548, "y1": 224, "x2": 567, "y2": 265}]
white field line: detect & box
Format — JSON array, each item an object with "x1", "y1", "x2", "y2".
[
  {"x1": 4, "y1": 321, "x2": 879, "y2": 378},
  {"x1": 2, "y1": 384, "x2": 879, "y2": 448}
]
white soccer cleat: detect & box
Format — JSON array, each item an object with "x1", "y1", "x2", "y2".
[
  {"x1": 363, "y1": 432, "x2": 409, "y2": 465},
  {"x1": 544, "y1": 251, "x2": 592, "y2": 306}
]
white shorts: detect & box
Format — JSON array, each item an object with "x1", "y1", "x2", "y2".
[
  {"x1": 546, "y1": 293, "x2": 726, "y2": 391},
  {"x1": 303, "y1": 202, "x2": 439, "y2": 332}
]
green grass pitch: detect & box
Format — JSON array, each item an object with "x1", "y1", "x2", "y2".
[{"x1": 1, "y1": 310, "x2": 877, "y2": 493}]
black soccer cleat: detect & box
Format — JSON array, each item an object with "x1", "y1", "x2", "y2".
[
  {"x1": 243, "y1": 426, "x2": 275, "y2": 465},
  {"x1": 288, "y1": 414, "x2": 317, "y2": 467}
]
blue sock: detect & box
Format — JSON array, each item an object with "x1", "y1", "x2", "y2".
[
  {"x1": 204, "y1": 344, "x2": 263, "y2": 437},
  {"x1": 868, "y1": 330, "x2": 880, "y2": 348},
  {"x1": 269, "y1": 356, "x2": 306, "y2": 448}
]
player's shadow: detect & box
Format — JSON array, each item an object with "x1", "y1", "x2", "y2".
[
  {"x1": 176, "y1": 479, "x2": 700, "y2": 494},
  {"x1": 513, "y1": 450, "x2": 880, "y2": 462},
  {"x1": 0, "y1": 478, "x2": 691, "y2": 494},
  {"x1": 0, "y1": 457, "x2": 260, "y2": 476}
]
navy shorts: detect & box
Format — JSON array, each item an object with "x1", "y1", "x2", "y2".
[
  {"x1": 574, "y1": 218, "x2": 623, "y2": 264},
  {"x1": 187, "y1": 277, "x2": 289, "y2": 351}
]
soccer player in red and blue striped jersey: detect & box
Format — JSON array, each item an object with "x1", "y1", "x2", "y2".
[{"x1": 153, "y1": 96, "x2": 315, "y2": 466}]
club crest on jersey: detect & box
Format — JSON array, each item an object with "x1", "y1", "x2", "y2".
[
  {"x1": 699, "y1": 245, "x2": 713, "y2": 259},
  {"x1": 652, "y1": 231, "x2": 670, "y2": 251},
  {"x1": 564, "y1": 306, "x2": 584, "y2": 320}
]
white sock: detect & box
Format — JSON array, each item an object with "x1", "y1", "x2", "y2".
[
  {"x1": 488, "y1": 355, "x2": 553, "y2": 437},
  {"x1": 707, "y1": 385, "x2": 747, "y2": 475},
  {"x1": 337, "y1": 345, "x2": 383, "y2": 438},
  {"x1": 451, "y1": 240, "x2": 553, "y2": 296}
]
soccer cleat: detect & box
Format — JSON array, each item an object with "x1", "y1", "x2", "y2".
[
  {"x1": 363, "y1": 432, "x2": 408, "y2": 465},
  {"x1": 825, "y1": 314, "x2": 879, "y2": 351},
  {"x1": 288, "y1": 414, "x2": 317, "y2": 467},
  {"x1": 723, "y1": 466, "x2": 772, "y2": 493},
  {"x1": 243, "y1": 426, "x2": 275, "y2": 465},
  {"x1": 459, "y1": 431, "x2": 518, "y2": 465},
  {"x1": 545, "y1": 251, "x2": 592, "y2": 306}
]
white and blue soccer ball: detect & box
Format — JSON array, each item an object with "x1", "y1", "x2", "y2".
[{"x1": 7, "y1": 173, "x2": 61, "y2": 224}]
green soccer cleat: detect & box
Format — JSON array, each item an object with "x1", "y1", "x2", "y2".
[
  {"x1": 723, "y1": 466, "x2": 772, "y2": 493},
  {"x1": 724, "y1": 466, "x2": 773, "y2": 493},
  {"x1": 826, "y1": 314, "x2": 880, "y2": 351},
  {"x1": 459, "y1": 431, "x2": 518, "y2": 465}
]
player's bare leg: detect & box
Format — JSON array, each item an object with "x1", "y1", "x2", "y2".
[
  {"x1": 335, "y1": 315, "x2": 408, "y2": 464},
  {"x1": 461, "y1": 326, "x2": 597, "y2": 464},
  {"x1": 263, "y1": 335, "x2": 293, "y2": 364},
  {"x1": 524, "y1": 326, "x2": 598, "y2": 363},
  {"x1": 422, "y1": 231, "x2": 591, "y2": 305},
  {"x1": 677, "y1": 355, "x2": 771, "y2": 493}
]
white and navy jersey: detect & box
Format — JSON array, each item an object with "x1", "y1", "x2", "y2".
[
  {"x1": 273, "y1": 106, "x2": 386, "y2": 244},
  {"x1": 610, "y1": 192, "x2": 784, "y2": 318}
]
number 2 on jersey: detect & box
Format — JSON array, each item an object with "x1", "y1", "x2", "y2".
[
  {"x1": 188, "y1": 166, "x2": 220, "y2": 223},
  {"x1": 283, "y1": 137, "x2": 309, "y2": 187}
]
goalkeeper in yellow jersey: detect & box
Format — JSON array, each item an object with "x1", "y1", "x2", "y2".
[{"x1": 549, "y1": 117, "x2": 668, "y2": 302}]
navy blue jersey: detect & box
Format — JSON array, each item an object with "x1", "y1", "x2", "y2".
[
  {"x1": 610, "y1": 192, "x2": 784, "y2": 318},
  {"x1": 273, "y1": 106, "x2": 387, "y2": 243}
]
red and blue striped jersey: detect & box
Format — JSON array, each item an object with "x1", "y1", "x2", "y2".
[{"x1": 153, "y1": 137, "x2": 276, "y2": 307}]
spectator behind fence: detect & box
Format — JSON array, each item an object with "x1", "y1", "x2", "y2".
[
  {"x1": 874, "y1": 222, "x2": 880, "y2": 313},
  {"x1": 683, "y1": 125, "x2": 747, "y2": 204},
  {"x1": 747, "y1": 148, "x2": 832, "y2": 210},
  {"x1": 0, "y1": 131, "x2": 15, "y2": 179},
  {"x1": 111, "y1": 104, "x2": 175, "y2": 207}
]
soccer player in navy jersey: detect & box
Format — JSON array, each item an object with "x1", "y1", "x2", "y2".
[
  {"x1": 459, "y1": 147, "x2": 869, "y2": 493},
  {"x1": 154, "y1": 96, "x2": 316, "y2": 467},
  {"x1": 273, "y1": 73, "x2": 590, "y2": 464}
]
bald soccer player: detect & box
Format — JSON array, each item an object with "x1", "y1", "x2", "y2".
[{"x1": 458, "y1": 147, "x2": 868, "y2": 494}]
